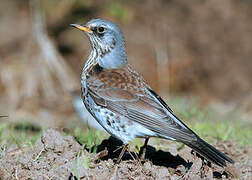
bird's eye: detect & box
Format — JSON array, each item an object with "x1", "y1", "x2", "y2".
[{"x1": 97, "y1": 26, "x2": 105, "y2": 34}]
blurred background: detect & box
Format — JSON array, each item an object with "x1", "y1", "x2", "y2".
[{"x1": 0, "y1": 0, "x2": 252, "y2": 131}]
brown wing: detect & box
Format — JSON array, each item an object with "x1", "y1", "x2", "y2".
[{"x1": 86, "y1": 65, "x2": 197, "y2": 142}]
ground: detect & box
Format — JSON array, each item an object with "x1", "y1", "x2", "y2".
[
  {"x1": 0, "y1": 128, "x2": 251, "y2": 179},
  {"x1": 0, "y1": 98, "x2": 251, "y2": 179}
]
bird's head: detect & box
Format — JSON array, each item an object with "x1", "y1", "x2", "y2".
[{"x1": 71, "y1": 19, "x2": 127, "y2": 69}]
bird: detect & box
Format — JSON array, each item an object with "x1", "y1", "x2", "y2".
[
  {"x1": 71, "y1": 18, "x2": 234, "y2": 167},
  {"x1": 71, "y1": 90, "x2": 104, "y2": 131}
]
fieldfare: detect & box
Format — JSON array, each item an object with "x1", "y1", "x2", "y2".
[{"x1": 71, "y1": 19, "x2": 234, "y2": 167}]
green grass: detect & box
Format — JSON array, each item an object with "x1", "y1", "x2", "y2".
[
  {"x1": 167, "y1": 96, "x2": 252, "y2": 146},
  {"x1": 73, "y1": 146, "x2": 91, "y2": 179},
  {"x1": 0, "y1": 97, "x2": 251, "y2": 149},
  {"x1": 72, "y1": 127, "x2": 106, "y2": 152},
  {"x1": 0, "y1": 121, "x2": 43, "y2": 148},
  {"x1": 191, "y1": 120, "x2": 252, "y2": 146}
]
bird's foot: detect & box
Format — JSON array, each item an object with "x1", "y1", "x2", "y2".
[
  {"x1": 116, "y1": 144, "x2": 128, "y2": 164},
  {"x1": 115, "y1": 144, "x2": 140, "y2": 164},
  {"x1": 139, "y1": 138, "x2": 149, "y2": 162}
]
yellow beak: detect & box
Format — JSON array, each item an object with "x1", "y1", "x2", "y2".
[{"x1": 70, "y1": 24, "x2": 93, "y2": 33}]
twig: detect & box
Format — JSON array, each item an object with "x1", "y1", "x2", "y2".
[
  {"x1": 15, "y1": 167, "x2": 19, "y2": 180},
  {"x1": 33, "y1": 146, "x2": 45, "y2": 162}
]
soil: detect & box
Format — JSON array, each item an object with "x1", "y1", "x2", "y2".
[{"x1": 0, "y1": 129, "x2": 251, "y2": 179}]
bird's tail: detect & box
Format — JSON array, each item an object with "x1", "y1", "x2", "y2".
[{"x1": 185, "y1": 136, "x2": 234, "y2": 167}]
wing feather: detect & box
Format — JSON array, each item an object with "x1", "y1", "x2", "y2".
[{"x1": 86, "y1": 66, "x2": 197, "y2": 142}]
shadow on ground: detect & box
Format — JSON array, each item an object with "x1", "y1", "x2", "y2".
[
  {"x1": 88, "y1": 136, "x2": 240, "y2": 179},
  {"x1": 93, "y1": 136, "x2": 191, "y2": 168}
]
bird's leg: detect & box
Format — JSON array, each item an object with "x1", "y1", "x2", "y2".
[
  {"x1": 113, "y1": 145, "x2": 124, "y2": 153},
  {"x1": 116, "y1": 144, "x2": 129, "y2": 164},
  {"x1": 114, "y1": 144, "x2": 138, "y2": 163},
  {"x1": 140, "y1": 137, "x2": 149, "y2": 161},
  {"x1": 131, "y1": 149, "x2": 139, "y2": 162},
  {"x1": 127, "y1": 148, "x2": 137, "y2": 162}
]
